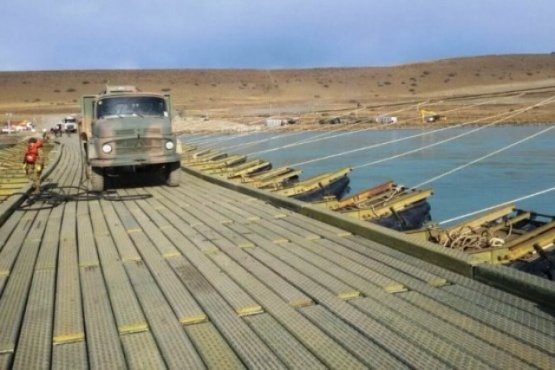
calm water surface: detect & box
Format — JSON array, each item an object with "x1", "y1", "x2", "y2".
[{"x1": 181, "y1": 125, "x2": 555, "y2": 226}]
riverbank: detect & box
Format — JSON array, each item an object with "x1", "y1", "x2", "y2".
[{"x1": 1, "y1": 54, "x2": 554, "y2": 130}]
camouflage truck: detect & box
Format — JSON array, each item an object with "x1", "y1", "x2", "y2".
[{"x1": 80, "y1": 85, "x2": 182, "y2": 192}]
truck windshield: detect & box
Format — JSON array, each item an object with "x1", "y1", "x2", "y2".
[{"x1": 97, "y1": 96, "x2": 167, "y2": 119}]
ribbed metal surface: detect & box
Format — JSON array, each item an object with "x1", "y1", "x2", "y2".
[
  {"x1": 441, "y1": 283, "x2": 555, "y2": 337},
  {"x1": 53, "y1": 202, "x2": 84, "y2": 345},
  {"x1": 249, "y1": 236, "x2": 361, "y2": 299},
  {"x1": 125, "y1": 189, "x2": 173, "y2": 229},
  {"x1": 51, "y1": 341, "x2": 88, "y2": 370},
  {"x1": 0, "y1": 210, "x2": 36, "y2": 275},
  {"x1": 364, "y1": 233, "x2": 555, "y2": 320},
  {"x1": 299, "y1": 304, "x2": 409, "y2": 368},
  {"x1": 320, "y1": 235, "x2": 450, "y2": 287},
  {"x1": 1, "y1": 136, "x2": 554, "y2": 369},
  {"x1": 351, "y1": 297, "x2": 491, "y2": 368},
  {"x1": 0, "y1": 276, "x2": 6, "y2": 298},
  {"x1": 120, "y1": 332, "x2": 167, "y2": 370},
  {"x1": 10, "y1": 270, "x2": 54, "y2": 369},
  {"x1": 122, "y1": 261, "x2": 205, "y2": 369},
  {"x1": 400, "y1": 291, "x2": 554, "y2": 369},
  {"x1": 0, "y1": 354, "x2": 11, "y2": 369},
  {"x1": 243, "y1": 313, "x2": 327, "y2": 369},
  {"x1": 80, "y1": 265, "x2": 126, "y2": 369},
  {"x1": 119, "y1": 226, "x2": 208, "y2": 325},
  {"x1": 215, "y1": 226, "x2": 317, "y2": 307},
  {"x1": 93, "y1": 235, "x2": 148, "y2": 334},
  {"x1": 167, "y1": 252, "x2": 283, "y2": 369},
  {"x1": 87, "y1": 201, "x2": 111, "y2": 237},
  {"x1": 0, "y1": 211, "x2": 41, "y2": 354},
  {"x1": 164, "y1": 231, "x2": 263, "y2": 316},
  {"x1": 0, "y1": 209, "x2": 23, "y2": 254},
  {"x1": 302, "y1": 238, "x2": 409, "y2": 293},
  {"x1": 184, "y1": 323, "x2": 246, "y2": 370},
  {"x1": 34, "y1": 205, "x2": 63, "y2": 271},
  {"x1": 98, "y1": 199, "x2": 142, "y2": 261},
  {"x1": 184, "y1": 236, "x2": 368, "y2": 368},
  {"x1": 76, "y1": 214, "x2": 99, "y2": 267},
  {"x1": 122, "y1": 192, "x2": 181, "y2": 257}
]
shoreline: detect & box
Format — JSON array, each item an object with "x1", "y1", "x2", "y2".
[{"x1": 174, "y1": 120, "x2": 555, "y2": 135}]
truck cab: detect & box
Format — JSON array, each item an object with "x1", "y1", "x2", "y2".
[{"x1": 80, "y1": 85, "x2": 182, "y2": 192}]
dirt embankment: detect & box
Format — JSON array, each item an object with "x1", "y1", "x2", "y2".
[{"x1": 1, "y1": 54, "x2": 554, "y2": 131}]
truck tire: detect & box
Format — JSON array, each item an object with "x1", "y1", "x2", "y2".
[
  {"x1": 90, "y1": 166, "x2": 105, "y2": 192},
  {"x1": 166, "y1": 161, "x2": 181, "y2": 187}
]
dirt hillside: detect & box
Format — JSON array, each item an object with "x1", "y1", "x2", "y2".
[{"x1": 1, "y1": 54, "x2": 554, "y2": 131}]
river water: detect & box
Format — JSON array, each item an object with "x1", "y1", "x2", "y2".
[{"x1": 180, "y1": 125, "x2": 555, "y2": 226}]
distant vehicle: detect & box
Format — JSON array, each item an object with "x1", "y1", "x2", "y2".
[
  {"x1": 1, "y1": 122, "x2": 31, "y2": 133},
  {"x1": 1, "y1": 125, "x2": 14, "y2": 134},
  {"x1": 80, "y1": 85, "x2": 182, "y2": 192},
  {"x1": 63, "y1": 116, "x2": 78, "y2": 133},
  {"x1": 375, "y1": 116, "x2": 398, "y2": 124},
  {"x1": 419, "y1": 109, "x2": 446, "y2": 123}
]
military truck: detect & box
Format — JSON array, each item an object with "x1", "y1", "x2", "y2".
[{"x1": 80, "y1": 85, "x2": 182, "y2": 192}]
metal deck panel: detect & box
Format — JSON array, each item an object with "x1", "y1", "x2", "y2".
[
  {"x1": 0, "y1": 210, "x2": 37, "y2": 275},
  {"x1": 192, "y1": 224, "x2": 315, "y2": 307},
  {"x1": 98, "y1": 198, "x2": 142, "y2": 262},
  {"x1": 0, "y1": 354, "x2": 11, "y2": 370},
  {"x1": 120, "y1": 331, "x2": 167, "y2": 370},
  {"x1": 79, "y1": 265, "x2": 127, "y2": 369},
  {"x1": 0, "y1": 211, "x2": 42, "y2": 354},
  {"x1": 298, "y1": 304, "x2": 409, "y2": 369},
  {"x1": 119, "y1": 189, "x2": 182, "y2": 257},
  {"x1": 0, "y1": 210, "x2": 23, "y2": 254},
  {"x1": 10, "y1": 270, "x2": 55, "y2": 370},
  {"x1": 93, "y1": 234, "x2": 148, "y2": 334},
  {"x1": 53, "y1": 202, "x2": 84, "y2": 345},
  {"x1": 112, "y1": 218, "x2": 208, "y2": 325},
  {"x1": 166, "y1": 255, "x2": 286, "y2": 369},
  {"x1": 122, "y1": 260, "x2": 206, "y2": 369},
  {"x1": 163, "y1": 230, "x2": 264, "y2": 316},
  {"x1": 363, "y1": 236, "x2": 555, "y2": 320},
  {"x1": 240, "y1": 219, "x2": 407, "y2": 293},
  {"x1": 51, "y1": 342, "x2": 88, "y2": 370},
  {"x1": 76, "y1": 213, "x2": 99, "y2": 267},
  {"x1": 401, "y1": 291, "x2": 555, "y2": 368},
  {"x1": 243, "y1": 313, "x2": 328, "y2": 369},
  {"x1": 184, "y1": 323, "x2": 246, "y2": 370},
  {"x1": 34, "y1": 205, "x2": 63, "y2": 271}
]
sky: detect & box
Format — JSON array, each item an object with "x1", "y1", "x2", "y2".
[{"x1": 1, "y1": 0, "x2": 554, "y2": 71}]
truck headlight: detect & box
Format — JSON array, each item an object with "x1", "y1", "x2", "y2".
[
  {"x1": 165, "y1": 141, "x2": 175, "y2": 150},
  {"x1": 102, "y1": 144, "x2": 112, "y2": 153}
]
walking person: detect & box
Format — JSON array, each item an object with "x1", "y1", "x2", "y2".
[{"x1": 23, "y1": 137, "x2": 44, "y2": 193}]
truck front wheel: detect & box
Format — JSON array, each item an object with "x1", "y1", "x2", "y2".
[
  {"x1": 90, "y1": 166, "x2": 105, "y2": 192},
  {"x1": 166, "y1": 161, "x2": 181, "y2": 187}
]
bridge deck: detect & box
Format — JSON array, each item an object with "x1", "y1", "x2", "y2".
[{"x1": 0, "y1": 137, "x2": 554, "y2": 369}]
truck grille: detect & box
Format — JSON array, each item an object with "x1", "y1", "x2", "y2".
[
  {"x1": 116, "y1": 129, "x2": 136, "y2": 136},
  {"x1": 143, "y1": 128, "x2": 162, "y2": 135},
  {"x1": 116, "y1": 138, "x2": 163, "y2": 154}
]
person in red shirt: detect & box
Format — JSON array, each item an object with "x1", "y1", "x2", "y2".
[{"x1": 23, "y1": 137, "x2": 44, "y2": 193}]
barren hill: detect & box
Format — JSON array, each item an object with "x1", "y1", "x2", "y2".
[{"x1": 1, "y1": 54, "x2": 554, "y2": 129}]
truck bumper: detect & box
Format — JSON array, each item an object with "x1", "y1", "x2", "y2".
[{"x1": 89, "y1": 154, "x2": 181, "y2": 168}]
